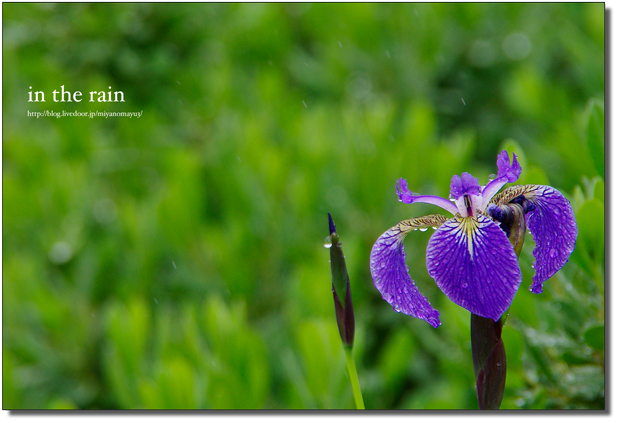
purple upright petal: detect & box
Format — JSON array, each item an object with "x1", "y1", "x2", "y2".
[
  {"x1": 426, "y1": 215, "x2": 522, "y2": 321},
  {"x1": 522, "y1": 185, "x2": 578, "y2": 293},
  {"x1": 396, "y1": 178, "x2": 416, "y2": 203},
  {"x1": 461, "y1": 172, "x2": 481, "y2": 196},
  {"x1": 480, "y1": 152, "x2": 522, "y2": 208},
  {"x1": 450, "y1": 175, "x2": 465, "y2": 199},
  {"x1": 496, "y1": 151, "x2": 521, "y2": 183},
  {"x1": 371, "y1": 217, "x2": 448, "y2": 327}
]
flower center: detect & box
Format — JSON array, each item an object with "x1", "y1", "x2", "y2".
[{"x1": 463, "y1": 194, "x2": 474, "y2": 217}]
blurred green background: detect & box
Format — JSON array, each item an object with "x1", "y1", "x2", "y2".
[{"x1": 2, "y1": 3, "x2": 604, "y2": 409}]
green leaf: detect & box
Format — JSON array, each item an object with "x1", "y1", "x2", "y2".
[
  {"x1": 593, "y1": 178, "x2": 605, "y2": 204},
  {"x1": 585, "y1": 98, "x2": 604, "y2": 177},
  {"x1": 521, "y1": 164, "x2": 549, "y2": 186},
  {"x1": 583, "y1": 324, "x2": 605, "y2": 352},
  {"x1": 378, "y1": 328, "x2": 417, "y2": 388},
  {"x1": 573, "y1": 198, "x2": 605, "y2": 275}
]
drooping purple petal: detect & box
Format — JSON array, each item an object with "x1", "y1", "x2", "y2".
[
  {"x1": 522, "y1": 185, "x2": 578, "y2": 293},
  {"x1": 370, "y1": 215, "x2": 448, "y2": 327},
  {"x1": 396, "y1": 178, "x2": 459, "y2": 215},
  {"x1": 490, "y1": 184, "x2": 578, "y2": 293},
  {"x1": 426, "y1": 215, "x2": 522, "y2": 321},
  {"x1": 480, "y1": 152, "x2": 522, "y2": 208}
]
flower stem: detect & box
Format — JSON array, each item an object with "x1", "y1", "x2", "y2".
[
  {"x1": 471, "y1": 314, "x2": 506, "y2": 409},
  {"x1": 344, "y1": 347, "x2": 365, "y2": 409}
]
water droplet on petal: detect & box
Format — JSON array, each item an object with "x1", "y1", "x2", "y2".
[
  {"x1": 550, "y1": 248, "x2": 557, "y2": 258},
  {"x1": 461, "y1": 283, "x2": 468, "y2": 288},
  {"x1": 394, "y1": 304, "x2": 401, "y2": 312},
  {"x1": 323, "y1": 236, "x2": 332, "y2": 248},
  {"x1": 432, "y1": 226, "x2": 438, "y2": 230},
  {"x1": 419, "y1": 227, "x2": 428, "y2": 232},
  {"x1": 489, "y1": 174, "x2": 497, "y2": 180}
]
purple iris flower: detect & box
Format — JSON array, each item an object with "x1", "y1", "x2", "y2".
[{"x1": 370, "y1": 151, "x2": 578, "y2": 328}]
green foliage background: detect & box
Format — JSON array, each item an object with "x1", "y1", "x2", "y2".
[{"x1": 3, "y1": 3, "x2": 604, "y2": 409}]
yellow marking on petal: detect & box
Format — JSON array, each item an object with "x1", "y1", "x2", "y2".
[{"x1": 456, "y1": 216, "x2": 480, "y2": 260}]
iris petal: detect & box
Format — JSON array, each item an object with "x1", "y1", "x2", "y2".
[
  {"x1": 493, "y1": 184, "x2": 578, "y2": 293},
  {"x1": 426, "y1": 215, "x2": 522, "y2": 321},
  {"x1": 497, "y1": 151, "x2": 521, "y2": 183},
  {"x1": 370, "y1": 215, "x2": 448, "y2": 327}
]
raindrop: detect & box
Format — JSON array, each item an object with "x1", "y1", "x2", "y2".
[
  {"x1": 385, "y1": 293, "x2": 393, "y2": 302},
  {"x1": 172, "y1": 261, "x2": 177, "y2": 269},
  {"x1": 419, "y1": 227, "x2": 428, "y2": 232},
  {"x1": 502, "y1": 32, "x2": 531, "y2": 61},
  {"x1": 93, "y1": 198, "x2": 117, "y2": 224},
  {"x1": 549, "y1": 248, "x2": 557, "y2": 258},
  {"x1": 154, "y1": 297, "x2": 158, "y2": 304},
  {"x1": 49, "y1": 241, "x2": 72, "y2": 264},
  {"x1": 488, "y1": 174, "x2": 497, "y2": 180},
  {"x1": 432, "y1": 226, "x2": 438, "y2": 230},
  {"x1": 380, "y1": 262, "x2": 386, "y2": 269},
  {"x1": 461, "y1": 283, "x2": 468, "y2": 288},
  {"x1": 394, "y1": 304, "x2": 401, "y2": 312},
  {"x1": 323, "y1": 236, "x2": 332, "y2": 248},
  {"x1": 403, "y1": 287, "x2": 409, "y2": 294},
  {"x1": 461, "y1": 98, "x2": 466, "y2": 105},
  {"x1": 413, "y1": 228, "x2": 418, "y2": 231}
]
